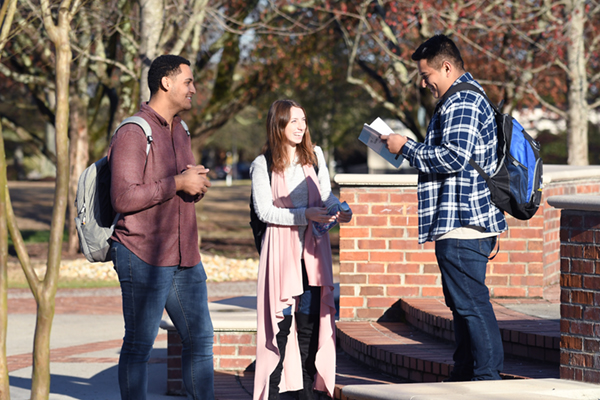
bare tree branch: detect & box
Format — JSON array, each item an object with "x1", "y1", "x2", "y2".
[
  {"x1": 525, "y1": 84, "x2": 568, "y2": 119},
  {"x1": 1, "y1": 116, "x2": 58, "y2": 165},
  {"x1": 71, "y1": 42, "x2": 138, "y2": 78}
]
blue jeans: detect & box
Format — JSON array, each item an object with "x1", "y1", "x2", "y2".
[
  {"x1": 282, "y1": 260, "x2": 321, "y2": 316},
  {"x1": 111, "y1": 242, "x2": 214, "y2": 400},
  {"x1": 435, "y1": 237, "x2": 503, "y2": 381}
]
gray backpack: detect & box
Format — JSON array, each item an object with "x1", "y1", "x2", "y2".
[
  {"x1": 75, "y1": 116, "x2": 152, "y2": 262},
  {"x1": 75, "y1": 116, "x2": 191, "y2": 262}
]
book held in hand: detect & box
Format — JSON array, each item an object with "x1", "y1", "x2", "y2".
[{"x1": 358, "y1": 117, "x2": 404, "y2": 169}]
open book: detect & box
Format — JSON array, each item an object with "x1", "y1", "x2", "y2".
[{"x1": 358, "y1": 117, "x2": 404, "y2": 169}]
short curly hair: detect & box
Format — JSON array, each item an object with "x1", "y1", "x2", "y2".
[
  {"x1": 411, "y1": 34, "x2": 464, "y2": 71},
  {"x1": 147, "y1": 55, "x2": 191, "y2": 96}
]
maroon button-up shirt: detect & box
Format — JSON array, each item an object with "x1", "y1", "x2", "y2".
[{"x1": 108, "y1": 104, "x2": 201, "y2": 267}]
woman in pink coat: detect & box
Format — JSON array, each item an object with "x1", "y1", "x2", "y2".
[{"x1": 250, "y1": 100, "x2": 352, "y2": 400}]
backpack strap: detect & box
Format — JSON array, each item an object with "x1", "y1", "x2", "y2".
[
  {"x1": 436, "y1": 82, "x2": 501, "y2": 116},
  {"x1": 116, "y1": 116, "x2": 153, "y2": 155},
  {"x1": 264, "y1": 149, "x2": 273, "y2": 184},
  {"x1": 180, "y1": 120, "x2": 191, "y2": 136},
  {"x1": 108, "y1": 117, "x2": 154, "y2": 227}
]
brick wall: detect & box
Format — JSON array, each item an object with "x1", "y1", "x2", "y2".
[
  {"x1": 166, "y1": 329, "x2": 256, "y2": 395},
  {"x1": 336, "y1": 169, "x2": 600, "y2": 321},
  {"x1": 542, "y1": 179, "x2": 600, "y2": 298},
  {"x1": 554, "y1": 206, "x2": 600, "y2": 384},
  {"x1": 214, "y1": 330, "x2": 256, "y2": 371}
]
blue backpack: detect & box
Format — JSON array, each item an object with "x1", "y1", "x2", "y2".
[{"x1": 439, "y1": 82, "x2": 543, "y2": 220}]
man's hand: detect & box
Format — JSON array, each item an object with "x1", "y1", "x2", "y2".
[
  {"x1": 174, "y1": 164, "x2": 212, "y2": 196},
  {"x1": 381, "y1": 133, "x2": 408, "y2": 155}
]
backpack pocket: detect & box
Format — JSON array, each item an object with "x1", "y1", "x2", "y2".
[{"x1": 507, "y1": 155, "x2": 528, "y2": 204}]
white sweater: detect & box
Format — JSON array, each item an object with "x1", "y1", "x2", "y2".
[{"x1": 250, "y1": 146, "x2": 340, "y2": 248}]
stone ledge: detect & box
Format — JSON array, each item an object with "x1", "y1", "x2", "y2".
[
  {"x1": 334, "y1": 165, "x2": 600, "y2": 187},
  {"x1": 341, "y1": 378, "x2": 600, "y2": 400},
  {"x1": 334, "y1": 173, "x2": 417, "y2": 187},
  {"x1": 547, "y1": 195, "x2": 600, "y2": 212}
]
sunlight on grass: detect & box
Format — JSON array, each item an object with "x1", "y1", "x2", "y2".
[{"x1": 8, "y1": 229, "x2": 68, "y2": 245}]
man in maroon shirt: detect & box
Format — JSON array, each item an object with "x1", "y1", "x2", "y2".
[{"x1": 108, "y1": 55, "x2": 214, "y2": 400}]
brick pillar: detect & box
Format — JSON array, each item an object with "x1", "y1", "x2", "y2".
[
  {"x1": 166, "y1": 330, "x2": 185, "y2": 396},
  {"x1": 165, "y1": 329, "x2": 257, "y2": 395},
  {"x1": 542, "y1": 180, "x2": 600, "y2": 301},
  {"x1": 213, "y1": 331, "x2": 256, "y2": 371},
  {"x1": 558, "y1": 209, "x2": 600, "y2": 383}
]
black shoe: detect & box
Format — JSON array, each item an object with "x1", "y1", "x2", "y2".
[{"x1": 442, "y1": 374, "x2": 473, "y2": 382}]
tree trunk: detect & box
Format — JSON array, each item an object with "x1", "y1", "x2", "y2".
[
  {"x1": 138, "y1": 0, "x2": 164, "y2": 104},
  {"x1": 29, "y1": 1, "x2": 73, "y2": 398},
  {"x1": 66, "y1": 8, "x2": 92, "y2": 254},
  {"x1": 66, "y1": 93, "x2": 90, "y2": 254},
  {"x1": 566, "y1": 0, "x2": 588, "y2": 165},
  {"x1": 30, "y1": 292, "x2": 55, "y2": 400},
  {"x1": 0, "y1": 0, "x2": 21, "y2": 397},
  {"x1": 0, "y1": 124, "x2": 10, "y2": 400}
]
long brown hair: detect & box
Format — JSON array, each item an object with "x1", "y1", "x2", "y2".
[{"x1": 263, "y1": 99, "x2": 316, "y2": 173}]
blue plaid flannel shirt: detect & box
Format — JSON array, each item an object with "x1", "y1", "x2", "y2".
[{"x1": 402, "y1": 73, "x2": 507, "y2": 244}]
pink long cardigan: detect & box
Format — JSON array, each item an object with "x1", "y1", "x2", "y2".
[{"x1": 253, "y1": 164, "x2": 336, "y2": 400}]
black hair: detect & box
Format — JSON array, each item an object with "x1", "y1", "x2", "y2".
[
  {"x1": 147, "y1": 55, "x2": 191, "y2": 96},
  {"x1": 411, "y1": 34, "x2": 464, "y2": 71}
]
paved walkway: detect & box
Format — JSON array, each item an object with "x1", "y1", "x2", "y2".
[
  {"x1": 8, "y1": 281, "x2": 404, "y2": 399},
  {"x1": 7, "y1": 282, "x2": 257, "y2": 399},
  {"x1": 7, "y1": 282, "x2": 565, "y2": 400}
]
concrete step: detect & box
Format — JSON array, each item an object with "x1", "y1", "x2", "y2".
[
  {"x1": 397, "y1": 298, "x2": 560, "y2": 364},
  {"x1": 336, "y1": 321, "x2": 559, "y2": 383},
  {"x1": 340, "y1": 378, "x2": 600, "y2": 400},
  {"x1": 213, "y1": 346, "x2": 406, "y2": 399}
]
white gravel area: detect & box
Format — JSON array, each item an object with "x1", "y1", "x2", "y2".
[{"x1": 20, "y1": 253, "x2": 259, "y2": 283}]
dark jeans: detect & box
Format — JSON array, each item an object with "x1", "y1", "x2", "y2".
[
  {"x1": 435, "y1": 237, "x2": 503, "y2": 381},
  {"x1": 111, "y1": 242, "x2": 214, "y2": 400},
  {"x1": 283, "y1": 261, "x2": 321, "y2": 316}
]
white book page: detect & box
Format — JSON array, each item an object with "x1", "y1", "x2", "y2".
[{"x1": 368, "y1": 117, "x2": 395, "y2": 136}]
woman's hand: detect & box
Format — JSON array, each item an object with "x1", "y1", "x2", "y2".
[
  {"x1": 305, "y1": 207, "x2": 336, "y2": 224},
  {"x1": 337, "y1": 209, "x2": 353, "y2": 224}
]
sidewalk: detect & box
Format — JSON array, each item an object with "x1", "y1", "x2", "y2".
[
  {"x1": 9, "y1": 281, "x2": 383, "y2": 400},
  {"x1": 7, "y1": 283, "x2": 563, "y2": 400},
  {"x1": 8, "y1": 282, "x2": 257, "y2": 400}
]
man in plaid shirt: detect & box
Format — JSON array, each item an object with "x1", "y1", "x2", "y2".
[{"x1": 383, "y1": 34, "x2": 507, "y2": 381}]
